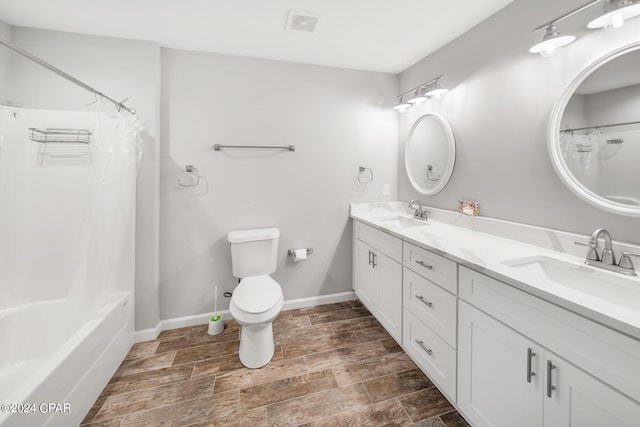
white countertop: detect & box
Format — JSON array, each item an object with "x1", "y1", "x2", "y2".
[{"x1": 350, "y1": 202, "x2": 640, "y2": 340}]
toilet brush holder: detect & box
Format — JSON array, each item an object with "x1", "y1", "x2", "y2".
[{"x1": 208, "y1": 316, "x2": 224, "y2": 335}]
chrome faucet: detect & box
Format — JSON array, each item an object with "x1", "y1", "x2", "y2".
[
  {"x1": 575, "y1": 228, "x2": 637, "y2": 276},
  {"x1": 408, "y1": 199, "x2": 429, "y2": 221}
]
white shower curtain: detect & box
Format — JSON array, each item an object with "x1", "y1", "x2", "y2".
[
  {"x1": 78, "y1": 101, "x2": 143, "y2": 316},
  {"x1": 0, "y1": 101, "x2": 142, "y2": 320},
  {"x1": 559, "y1": 132, "x2": 602, "y2": 195}
]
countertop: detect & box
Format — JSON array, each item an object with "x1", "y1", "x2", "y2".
[{"x1": 350, "y1": 203, "x2": 640, "y2": 340}]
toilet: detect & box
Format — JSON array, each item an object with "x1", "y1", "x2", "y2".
[{"x1": 227, "y1": 227, "x2": 283, "y2": 369}]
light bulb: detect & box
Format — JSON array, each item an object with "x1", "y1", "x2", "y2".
[
  {"x1": 541, "y1": 44, "x2": 556, "y2": 58},
  {"x1": 426, "y1": 88, "x2": 449, "y2": 98},
  {"x1": 611, "y1": 12, "x2": 625, "y2": 28},
  {"x1": 393, "y1": 102, "x2": 411, "y2": 113},
  {"x1": 408, "y1": 95, "x2": 428, "y2": 105}
]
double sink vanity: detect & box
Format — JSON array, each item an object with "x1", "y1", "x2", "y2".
[{"x1": 351, "y1": 201, "x2": 640, "y2": 427}]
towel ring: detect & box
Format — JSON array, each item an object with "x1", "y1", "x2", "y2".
[
  {"x1": 358, "y1": 166, "x2": 374, "y2": 183},
  {"x1": 178, "y1": 165, "x2": 200, "y2": 187}
]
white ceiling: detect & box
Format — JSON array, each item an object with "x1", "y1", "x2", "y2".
[{"x1": 0, "y1": 0, "x2": 514, "y2": 74}]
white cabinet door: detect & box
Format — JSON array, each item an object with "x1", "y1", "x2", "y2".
[
  {"x1": 544, "y1": 351, "x2": 640, "y2": 427},
  {"x1": 377, "y1": 251, "x2": 402, "y2": 342},
  {"x1": 458, "y1": 301, "x2": 543, "y2": 427},
  {"x1": 353, "y1": 239, "x2": 377, "y2": 313}
]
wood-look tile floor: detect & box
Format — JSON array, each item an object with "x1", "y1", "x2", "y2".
[{"x1": 81, "y1": 301, "x2": 470, "y2": 427}]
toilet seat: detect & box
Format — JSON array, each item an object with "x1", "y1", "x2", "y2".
[
  {"x1": 232, "y1": 275, "x2": 281, "y2": 314},
  {"x1": 230, "y1": 275, "x2": 283, "y2": 325}
]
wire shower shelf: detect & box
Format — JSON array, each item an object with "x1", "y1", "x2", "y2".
[{"x1": 28, "y1": 128, "x2": 92, "y2": 144}]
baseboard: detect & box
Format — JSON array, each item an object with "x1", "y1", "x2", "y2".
[
  {"x1": 282, "y1": 291, "x2": 357, "y2": 311},
  {"x1": 134, "y1": 290, "x2": 357, "y2": 343},
  {"x1": 133, "y1": 323, "x2": 162, "y2": 343}
]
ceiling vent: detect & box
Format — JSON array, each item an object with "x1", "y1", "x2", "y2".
[{"x1": 286, "y1": 11, "x2": 321, "y2": 33}]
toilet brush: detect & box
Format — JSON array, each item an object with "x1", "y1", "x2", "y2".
[{"x1": 208, "y1": 285, "x2": 224, "y2": 335}]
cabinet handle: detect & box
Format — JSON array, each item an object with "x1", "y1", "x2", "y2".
[
  {"x1": 414, "y1": 339, "x2": 433, "y2": 356},
  {"x1": 546, "y1": 360, "x2": 556, "y2": 398},
  {"x1": 415, "y1": 260, "x2": 433, "y2": 270},
  {"x1": 415, "y1": 295, "x2": 433, "y2": 308},
  {"x1": 526, "y1": 348, "x2": 536, "y2": 383},
  {"x1": 372, "y1": 252, "x2": 377, "y2": 268},
  {"x1": 368, "y1": 250, "x2": 373, "y2": 266}
]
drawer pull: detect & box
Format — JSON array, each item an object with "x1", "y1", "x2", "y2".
[
  {"x1": 415, "y1": 339, "x2": 433, "y2": 356},
  {"x1": 416, "y1": 260, "x2": 433, "y2": 270},
  {"x1": 415, "y1": 295, "x2": 433, "y2": 308},
  {"x1": 546, "y1": 360, "x2": 556, "y2": 398},
  {"x1": 368, "y1": 250, "x2": 373, "y2": 266},
  {"x1": 372, "y1": 252, "x2": 377, "y2": 268},
  {"x1": 526, "y1": 348, "x2": 536, "y2": 383}
]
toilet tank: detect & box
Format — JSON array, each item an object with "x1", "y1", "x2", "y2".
[{"x1": 228, "y1": 228, "x2": 280, "y2": 278}]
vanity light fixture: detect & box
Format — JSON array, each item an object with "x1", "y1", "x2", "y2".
[
  {"x1": 393, "y1": 96, "x2": 412, "y2": 112},
  {"x1": 587, "y1": 0, "x2": 640, "y2": 29},
  {"x1": 408, "y1": 89, "x2": 428, "y2": 105},
  {"x1": 529, "y1": 25, "x2": 577, "y2": 57},
  {"x1": 394, "y1": 75, "x2": 448, "y2": 112},
  {"x1": 530, "y1": 0, "x2": 640, "y2": 57},
  {"x1": 424, "y1": 78, "x2": 449, "y2": 98}
]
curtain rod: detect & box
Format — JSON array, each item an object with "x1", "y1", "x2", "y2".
[
  {"x1": 561, "y1": 119, "x2": 640, "y2": 133},
  {"x1": 0, "y1": 36, "x2": 136, "y2": 115}
]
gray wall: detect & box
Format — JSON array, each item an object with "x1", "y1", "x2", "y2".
[
  {"x1": 398, "y1": 0, "x2": 640, "y2": 244},
  {"x1": 160, "y1": 48, "x2": 398, "y2": 319},
  {"x1": 0, "y1": 20, "x2": 10, "y2": 102},
  {"x1": 8, "y1": 27, "x2": 162, "y2": 330}
]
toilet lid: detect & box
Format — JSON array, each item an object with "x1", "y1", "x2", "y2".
[{"x1": 233, "y1": 275, "x2": 282, "y2": 314}]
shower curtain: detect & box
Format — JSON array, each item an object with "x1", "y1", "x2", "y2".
[
  {"x1": 77, "y1": 101, "x2": 143, "y2": 316},
  {"x1": 560, "y1": 129, "x2": 640, "y2": 205},
  {"x1": 560, "y1": 131, "x2": 603, "y2": 195},
  {"x1": 0, "y1": 100, "x2": 142, "y2": 321}
]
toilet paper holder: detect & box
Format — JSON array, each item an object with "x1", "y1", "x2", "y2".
[{"x1": 288, "y1": 248, "x2": 313, "y2": 257}]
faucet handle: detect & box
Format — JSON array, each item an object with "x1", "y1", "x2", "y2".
[
  {"x1": 618, "y1": 252, "x2": 640, "y2": 273},
  {"x1": 574, "y1": 240, "x2": 600, "y2": 262}
]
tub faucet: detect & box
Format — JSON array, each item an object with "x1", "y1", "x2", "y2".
[{"x1": 408, "y1": 199, "x2": 429, "y2": 221}]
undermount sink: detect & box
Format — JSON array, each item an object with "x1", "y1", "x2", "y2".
[
  {"x1": 373, "y1": 214, "x2": 427, "y2": 229},
  {"x1": 502, "y1": 255, "x2": 640, "y2": 310}
]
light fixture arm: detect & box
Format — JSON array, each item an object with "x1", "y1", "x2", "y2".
[{"x1": 533, "y1": 0, "x2": 602, "y2": 31}]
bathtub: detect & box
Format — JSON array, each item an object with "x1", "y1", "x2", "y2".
[{"x1": 0, "y1": 292, "x2": 133, "y2": 427}]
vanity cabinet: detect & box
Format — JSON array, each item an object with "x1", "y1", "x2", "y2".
[
  {"x1": 458, "y1": 267, "x2": 640, "y2": 427},
  {"x1": 402, "y1": 242, "x2": 458, "y2": 402},
  {"x1": 353, "y1": 221, "x2": 402, "y2": 342}
]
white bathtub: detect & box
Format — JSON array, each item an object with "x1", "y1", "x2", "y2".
[{"x1": 0, "y1": 292, "x2": 133, "y2": 427}]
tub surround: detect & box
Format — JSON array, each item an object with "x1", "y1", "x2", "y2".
[{"x1": 351, "y1": 201, "x2": 640, "y2": 339}]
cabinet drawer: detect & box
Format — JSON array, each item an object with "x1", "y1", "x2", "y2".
[
  {"x1": 403, "y1": 309, "x2": 456, "y2": 402},
  {"x1": 403, "y1": 267, "x2": 457, "y2": 348},
  {"x1": 459, "y1": 266, "x2": 640, "y2": 404},
  {"x1": 354, "y1": 220, "x2": 402, "y2": 263},
  {"x1": 403, "y1": 242, "x2": 457, "y2": 294}
]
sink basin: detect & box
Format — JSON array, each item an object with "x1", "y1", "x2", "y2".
[
  {"x1": 373, "y1": 214, "x2": 427, "y2": 229},
  {"x1": 502, "y1": 255, "x2": 640, "y2": 310}
]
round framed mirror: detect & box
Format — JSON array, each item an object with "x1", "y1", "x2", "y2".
[
  {"x1": 549, "y1": 42, "x2": 640, "y2": 217},
  {"x1": 405, "y1": 113, "x2": 456, "y2": 195}
]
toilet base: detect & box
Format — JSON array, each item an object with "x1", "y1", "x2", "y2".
[{"x1": 238, "y1": 323, "x2": 275, "y2": 368}]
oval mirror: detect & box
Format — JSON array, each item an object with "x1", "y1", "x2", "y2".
[
  {"x1": 405, "y1": 113, "x2": 456, "y2": 195},
  {"x1": 549, "y1": 42, "x2": 640, "y2": 217}
]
